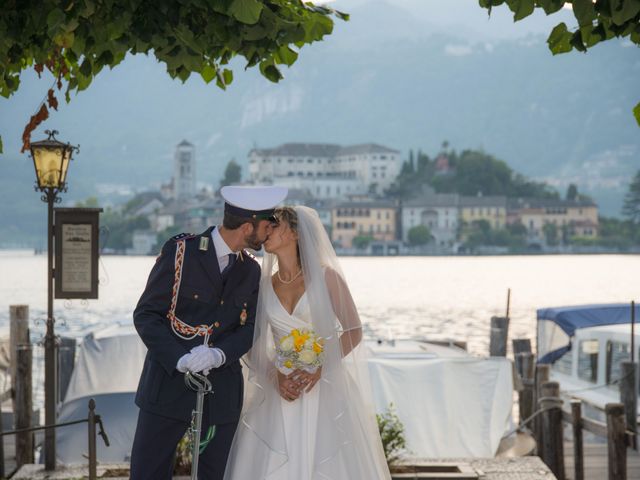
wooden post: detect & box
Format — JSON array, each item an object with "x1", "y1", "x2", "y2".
[
  {"x1": 512, "y1": 338, "x2": 532, "y2": 355},
  {"x1": 620, "y1": 361, "x2": 637, "y2": 450},
  {"x1": 518, "y1": 353, "x2": 535, "y2": 424},
  {"x1": 0, "y1": 391, "x2": 4, "y2": 479},
  {"x1": 489, "y1": 316, "x2": 510, "y2": 357},
  {"x1": 88, "y1": 399, "x2": 97, "y2": 480},
  {"x1": 606, "y1": 403, "x2": 627, "y2": 480},
  {"x1": 10, "y1": 305, "x2": 29, "y2": 423},
  {"x1": 539, "y1": 381, "x2": 565, "y2": 480},
  {"x1": 535, "y1": 364, "x2": 550, "y2": 453},
  {"x1": 571, "y1": 400, "x2": 584, "y2": 480},
  {"x1": 513, "y1": 339, "x2": 532, "y2": 376},
  {"x1": 15, "y1": 345, "x2": 33, "y2": 467}
]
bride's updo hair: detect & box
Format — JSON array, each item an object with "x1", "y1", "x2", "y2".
[
  {"x1": 274, "y1": 206, "x2": 297, "y2": 232},
  {"x1": 274, "y1": 206, "x2": 301, "y2": 266}
]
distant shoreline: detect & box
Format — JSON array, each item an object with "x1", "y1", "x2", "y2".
[{"x1": 1, "y1": 248, "x2": 638, "y2": 258}]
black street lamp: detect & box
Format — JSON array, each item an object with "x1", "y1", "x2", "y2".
[{"x1": 29, "y1": 129, "x2": 79, "y2": 470}]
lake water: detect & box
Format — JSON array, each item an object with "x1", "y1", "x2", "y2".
[
  {"x1": 1, "y1": 252, "x2": 639, "y2": 357},
  {"x1": 1, "y1": 251, "x2": 639, "y2": 411}
]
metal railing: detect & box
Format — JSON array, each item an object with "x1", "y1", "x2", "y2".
[{"x1": 0, "y1": 398, "x2": 109, "y2": 480}]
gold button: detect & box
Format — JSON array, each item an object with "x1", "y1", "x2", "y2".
[
  {"x1": 194, "y1": 294, "x2": 199, "y2": 299},
  {"x1": 220, "y1": 300, "x2": 224, "y2": 305},
  {"x1": 214, "y1": 322, "x2": 220, "y2": 328}
]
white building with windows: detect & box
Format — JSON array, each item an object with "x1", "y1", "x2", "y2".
[
  {"x1": 401, "y1": 188, "x2": 460, "y2": 247},
  {"x1": 248, "y1": 143, "x2": 401, "y2": 198}
]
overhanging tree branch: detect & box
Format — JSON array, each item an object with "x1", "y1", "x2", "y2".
[
  {"x1": 0, "y1": 0, "x2": 348, "y2": 153},
  {"x1": 479, "y1": 0, "x2": 640, "y2": 126}
]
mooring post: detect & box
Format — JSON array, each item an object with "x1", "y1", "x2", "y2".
[
  {"x1": 489, "y1": 316, "x2": 510, "y2": 357},
  {"x1": 518, "y1": 352, "x2": 535, "y2": 424},
  {"x1": 606, "y1": 403, "x2": 627, "y2": 480},
  {"x1": 571, "y1": 400, "x2": 584, "y2": 480},
  {"x1": 620, "y1": 361, "x2": 637, "y2": 450},
  {"x1": 539, "y1": 381, "x2": 565, "y2": 480},
  {"x1": 15, "y1": 345, "x2": 34, "y2": 467},
  {"x1": 534, "y1": 364, "x2": 550, "y2": 453},
  {"x1": 10, "y1": 305, "x2": 29, "y2": 422}
]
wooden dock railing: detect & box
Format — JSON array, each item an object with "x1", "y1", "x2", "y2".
[
  {"x1": 510, "y1": 351, "x2": 637, "y2": 480},
  {"x1": 506, "y1": 334, "x2": 638, "y2": 480}
]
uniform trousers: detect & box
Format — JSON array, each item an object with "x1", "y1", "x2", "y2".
[{"x1": 130, "y1": 408, "x2": 238, "y2": 480}]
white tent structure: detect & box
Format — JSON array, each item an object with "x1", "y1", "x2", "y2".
[
  {"x1": 366, "y1": 340, "x2": 514, "y2": 458},
  {"x1": 56, "y1": 324, "x2": 146, "y2": 464}
]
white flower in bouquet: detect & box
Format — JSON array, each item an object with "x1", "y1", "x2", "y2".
[
  {"x1": 279, "y1": 336, "x2": 295, "y2": 352},
  {"x1": 299, "y1": 349, "x2": 317, "y2": 364}
]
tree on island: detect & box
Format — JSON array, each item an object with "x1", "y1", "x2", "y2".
[
  {"x1": 622, "y1": 170, "x2": 640, "y2": 223},
  {"x1": 220, "y1": 159, "x2": 242, "y2": 188},
  {"x1": 352, "y1": 235, "x2": 374, "y2": 250},
  {"x1": 543, "y1": 222, "x2": 560, "y2": 247},
  {"x1": 0, "y1": 1, "x2": 347, "y2": 153},
  {"x1": 407, "y1": 225, "x2": 432, "y2": 246},
  {"x1": 387, "y1": 144, "x2": 558, "y2": 201},
  {"x1": 479, "y1": 0, "x2": 640, "y2": 126}
]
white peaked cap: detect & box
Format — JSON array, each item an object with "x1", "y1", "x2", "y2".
[{"x1": 221, "y1": 186, "x2": 288, "y2": 219}]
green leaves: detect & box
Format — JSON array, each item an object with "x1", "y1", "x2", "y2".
[
  {"x1": 275, "y1": 46, "x2": 298, "y2": 66},
  {"x1": 611, "y1": 0, "x2": 640, "y2": 25},
  {"x1": 200, "y1": 64, "x2": 217, "y2": 84},
  {"x1": 0, "y1": 0, "x2": 349, "y2": 153},
  {"x1": 572, "y1": 0, "x2": 597, "y2": 26},
  {"x1": 228, "y1": 0, "x2": 263, "y2": 25},
  {"x1": 79, "y1": 58, "x2": 92, "y2": 77},
  {"x1": 47, "y1": 8, "x2": 66, "y2": 35},
  {"x1": 479, "y1": 0, "x2": 640, "y2": 128},
  {"x1": 506, "y1": 0, "x2": 535, "y2": 21},
  {"x1": 547, "y1": 23, "x2": 573, "y2": 54}
]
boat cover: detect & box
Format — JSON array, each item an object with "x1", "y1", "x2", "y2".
[
  {"x1": 537, "y1": 303, "x2": 640, "y2": 364},
  {"x1": 56, "y1": 324, "x2": 146, "y2": 463}
]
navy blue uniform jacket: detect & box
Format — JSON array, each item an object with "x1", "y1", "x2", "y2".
[{"x1": 133, "y1": 226, "x2": 260, "y2": 424}]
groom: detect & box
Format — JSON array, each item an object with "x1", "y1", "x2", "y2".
[{"x1": 130, "y1": 185, "x2": 287, "y2": 480}]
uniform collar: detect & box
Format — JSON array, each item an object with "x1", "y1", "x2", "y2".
[{"x1": 211, "y1": 226, "x2": 238, "y2": 258}]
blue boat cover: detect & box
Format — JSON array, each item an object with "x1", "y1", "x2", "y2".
[{"x1": 537, "y1": 303, "x2": 639, "y2": 364}]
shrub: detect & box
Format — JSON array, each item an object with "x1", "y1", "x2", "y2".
[{"x1": 376, "y1": 403, "x2": 407, "y2": 466}]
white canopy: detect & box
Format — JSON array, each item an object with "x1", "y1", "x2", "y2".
[{"x1": 367, "y1": 341, "x2": 514, "y2": 458}]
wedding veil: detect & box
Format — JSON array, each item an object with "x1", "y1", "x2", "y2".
[{"x1": 224, "y1": 206, "x2": 390, "y2": 479}]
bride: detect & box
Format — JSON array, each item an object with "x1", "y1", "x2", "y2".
[{"x1": 224, "y1": 206, "x2": 391, "y2": 479}]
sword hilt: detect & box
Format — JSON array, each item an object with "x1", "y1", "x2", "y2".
[{"x1": 184, "y1": 370, "x2": 213, "y2": 393}]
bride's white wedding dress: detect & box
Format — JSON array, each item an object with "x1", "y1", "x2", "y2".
[
  {"x1": 224, "y1": 206, "x2": 390, "y2": 480},
  {"x1": 264, "y1": 282, "x2": 349, "y2": 479}
]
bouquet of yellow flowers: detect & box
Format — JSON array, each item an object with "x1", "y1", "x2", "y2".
[{"x1": 276, "y1": 328, "x2": 324, "y2": 374}]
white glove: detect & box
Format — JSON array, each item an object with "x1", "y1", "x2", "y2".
[
  {"x1": 176, "y1": 353, "x2": 192, "y2": 373},
  {"x1": 185, "y1": 345, "x2": 225, "y2": 374}
]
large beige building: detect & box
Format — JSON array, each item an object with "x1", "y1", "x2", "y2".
[
  {"x1": 248, "y1": 143, "x2": 402, "y2": 197},
  {"x1": 508, "y1": 198, "x2": 599, "y2": 242},
  {"x1": 459, "y1": 195, "x2": 508, "y2": 230},
  {"x1": 331, "y1": 202, "x2": 397, "y2": 248}
]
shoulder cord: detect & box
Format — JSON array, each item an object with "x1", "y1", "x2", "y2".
[{"x1": 167, "y1": 239, "x2": 212, "y2": 345}]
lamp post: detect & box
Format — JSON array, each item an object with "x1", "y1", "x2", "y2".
[{"x1": 29, "y1": 129, "x2": 79, "y2": 470}]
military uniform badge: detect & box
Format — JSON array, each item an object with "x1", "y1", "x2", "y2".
[{"x1": 240, "y1": 304, "x2": 248, "y2": 326}]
